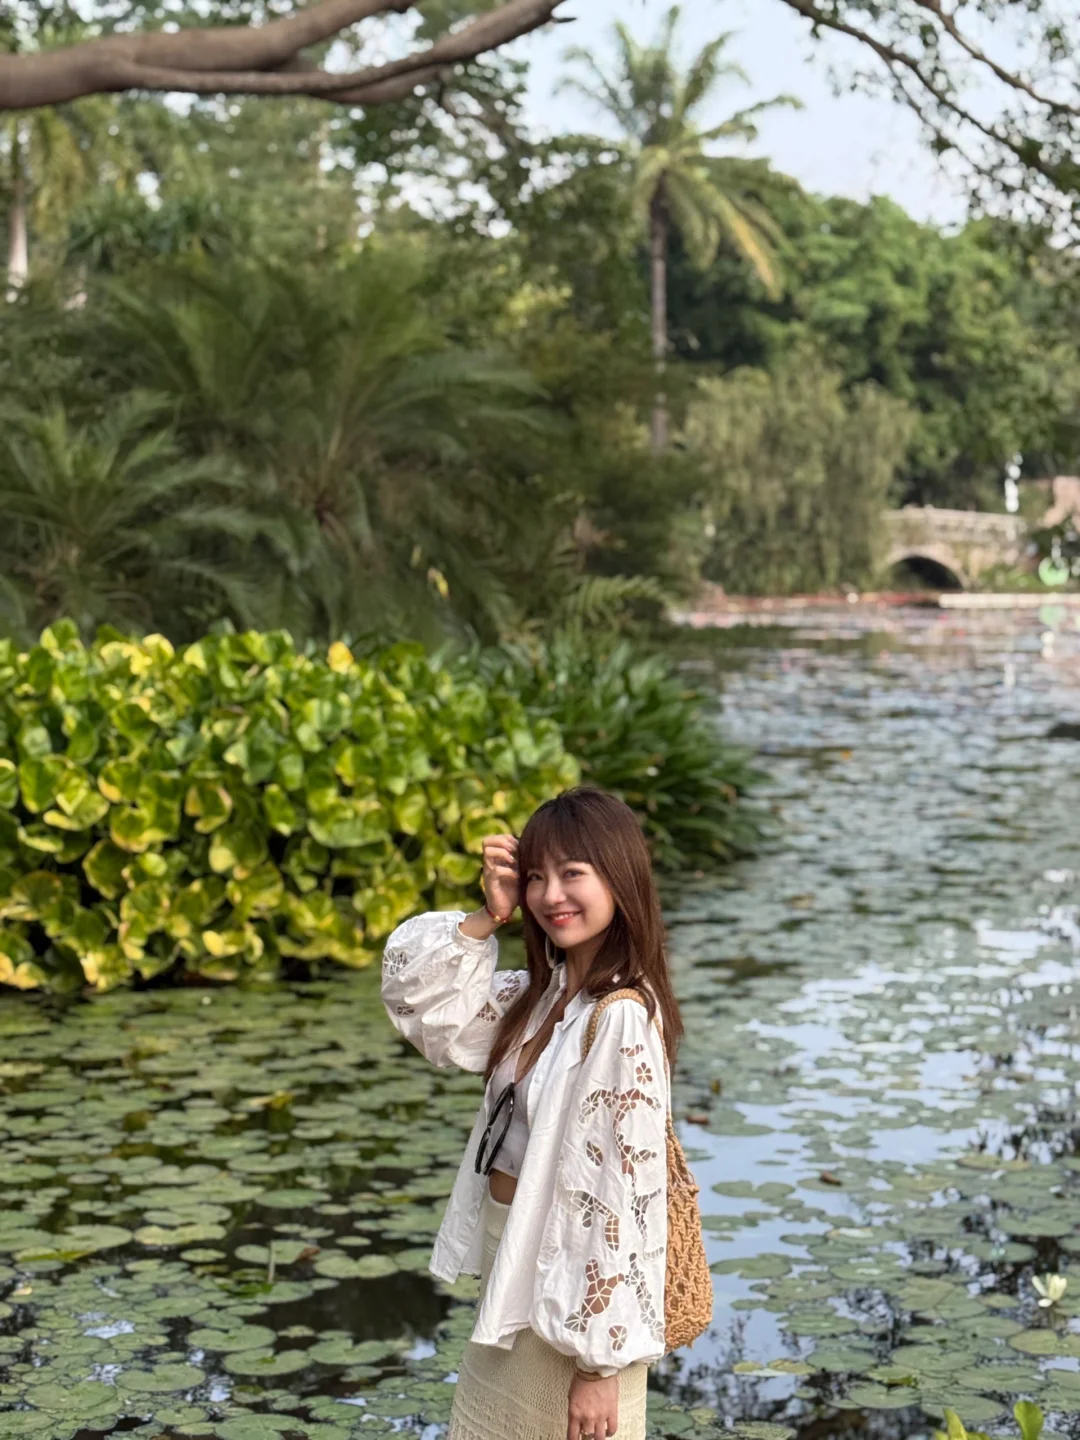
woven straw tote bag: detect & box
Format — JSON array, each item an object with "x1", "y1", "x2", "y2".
[{"x1": 582, "y1": 988, "x2": 712, "y2": 1353}]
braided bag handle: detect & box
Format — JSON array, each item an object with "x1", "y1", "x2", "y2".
[{"x1": 581, "y1": 988, "x2": 712, "y2": 1353}]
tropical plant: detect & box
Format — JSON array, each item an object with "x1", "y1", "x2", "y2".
[
  {"x1": 2, "y1": 99, "x2": 141, "y2": 293},
  {"x1": 0, "y1": 397, "x2": 276, "y2": 643},
  {"x1": 559, "y1": 5, "x2": 797, "y2": 450},
  {"x1": 466, "y1": 626, "x2": 766, "y2": 870},
  {"x1": 90, "y1": 251, "x2": 550, "y2": 645},
  {"x1": 0, "y1": 621, "x2": 579, "y2": 993},
  {"x1": 63, "y1": 93, "x2": 363, "y2": 275}
]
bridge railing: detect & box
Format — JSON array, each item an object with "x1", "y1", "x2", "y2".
[{"x1": 883, "y1": 506, "x2": 1028, "y2": 546}]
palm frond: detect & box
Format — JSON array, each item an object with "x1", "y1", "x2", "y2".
[
  {"x1": 675, "y1": 32, "x2": 744, "y2": 125},
  {"x1": 552, "y1": 573, "x2": 671, "y2": 627},
  {"x1": 556, "y1": 49, "x2": 637, "y2": 133},
  {"x1": 664, "y1": 168, "x2": 724, "y2": 270},
  {"x1": 697, "y1": 94, "x2": 803, "y2": 147},
  {"x1": 706, "y1": 188, "x2": 783, "y2": 296}
]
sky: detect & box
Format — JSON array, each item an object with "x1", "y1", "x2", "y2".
[{"x1": 513, "y1": 0, "x2": 972, "y2": 229}]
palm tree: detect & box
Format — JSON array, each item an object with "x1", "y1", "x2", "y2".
[
  {"x1": 560, "y1": 6, "x2": 799, "y2": 451},
  {"x1": 0, "y1": 395, "x2": 277, "y2": 642},
  {"x1": 95, "y1": 251, "x2": 548, "y2": 643}
]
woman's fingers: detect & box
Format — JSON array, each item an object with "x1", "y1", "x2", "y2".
[
  {"x1": 482, "y1": 835, "x2": 520, "y2": 916},
  {"x1": 483, "y1": 846, "x2": 518, "y2": 869},
  {"x1": 485, "y1": 848, "x2": 518, "y2": 868},
  {"x1": 484, "y1": 849, "x2": 518, "y2": 873},
  {"x1": 567, "y1": 1396, "x2": 617, "y2": 1440}
]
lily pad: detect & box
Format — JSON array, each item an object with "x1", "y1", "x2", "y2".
[
  {"x1": 222, "y1": 1347, "x2": 313, "y2": 1376},
  {"x1": 116, "y1": 1362, "x2": 206, "y2": 1392},
  {"x1": 187, "y1": 1324, "x2": 277, "y2": 1352},
  {"x1": 1009, "y1": 1330, "x2": 1080, "y2": 1358}
]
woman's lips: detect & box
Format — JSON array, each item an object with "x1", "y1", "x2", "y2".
[{"x1": 549, "y1": 911, "x2": 581, "y2": 927}]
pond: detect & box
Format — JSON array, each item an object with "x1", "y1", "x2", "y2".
[{"x1": 3, "y1": 601, "x2": 1080, "y2": 1440}]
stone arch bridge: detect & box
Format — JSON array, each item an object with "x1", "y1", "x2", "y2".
[{"x1": 884, "y1": 506, "x2": 1030, "y2": 589}]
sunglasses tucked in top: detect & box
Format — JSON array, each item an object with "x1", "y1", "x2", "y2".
[{"x1": 475, "y1": 1047, "x2": 539, "y2": 1178}]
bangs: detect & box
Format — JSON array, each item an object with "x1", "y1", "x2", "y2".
[{"x1": 517, "y1": 794, "x2": 603, "y2": 878}]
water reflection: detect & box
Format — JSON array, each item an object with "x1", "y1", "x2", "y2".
[{"x1": 661, "y1": 602, "x2": 1080, "y2": 1440}]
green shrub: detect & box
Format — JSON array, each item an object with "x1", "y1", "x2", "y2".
[
  {"x1": 0, "y1": 622, "x2": 577, "y2": 993},
  {"x1": 467, "y1": 629, "x2": 766, "y2": 870}
]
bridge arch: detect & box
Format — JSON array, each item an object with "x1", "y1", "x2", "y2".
[
  {"x1": 882, "y1": 507, "x2": 1029, "y2": 589},
  {"x1": 885, "y1": 544, "x2": 968, "y2": 591}
]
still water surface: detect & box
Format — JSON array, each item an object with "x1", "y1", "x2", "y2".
[
  {"x1": 668, "y1": 603, "x2": 1080, "y2": 1435},
  {"x1": 2, "y1": 603, "x2": 1080, "y2": 1440}
]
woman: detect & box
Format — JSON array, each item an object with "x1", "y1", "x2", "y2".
[{"x1": 381, "y1": 786, "x2": 683, "y2": 1440}]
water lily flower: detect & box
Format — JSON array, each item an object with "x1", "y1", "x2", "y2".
[{"x1": 1032, "y1": 1273, "x2": 1067, "y2": 1307}]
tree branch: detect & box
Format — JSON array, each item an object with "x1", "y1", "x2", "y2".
[
  {"x1": 775, "y1": 0, "x2": 1070, "y2": 190},
  {"x1": 910, "y1": 0, "x2": 1080, "y2": 122},
  {"x1": 0, "y1": 0, "x2": 565, "y2": 111}
]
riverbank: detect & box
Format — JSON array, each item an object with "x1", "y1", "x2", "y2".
[{"x1": 672, "y1": 590, "x2": 1080, "y2": 628}]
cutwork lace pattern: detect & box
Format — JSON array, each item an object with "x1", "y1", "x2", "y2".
[
  {"x1": 568, "y1": 1190, "x2": 620, "y2": 1249},
  {"x1": 383, "y1": 947, "x2": 408, "y2": 978},
  {"x1": 495, "y1": 973, "x2": 526, "y2": 1008},
  {"x1": 476, "y1": 971, "x2": 527, "y2": 1030},
  {"x1": 554, "y1": 1005, "x2": 667, "y2": 1353},
  {"x1": 381, "y1": 912, "x2": 528, "y2": 1073}
]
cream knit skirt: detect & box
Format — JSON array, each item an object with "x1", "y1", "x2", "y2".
[{"x1": 447, "y1": 1194, "x2": 649, "y2": 1440}]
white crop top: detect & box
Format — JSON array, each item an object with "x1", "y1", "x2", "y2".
[{"x1": 486, "y1": 1048, "x2": 538, "y2": 1179}]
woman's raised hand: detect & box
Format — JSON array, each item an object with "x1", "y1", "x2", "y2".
[{"x1": 481, "y1": 833, "x2": 520, "y2": 921}]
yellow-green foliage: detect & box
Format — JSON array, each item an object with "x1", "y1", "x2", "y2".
[{"x1": 0, "y1": 621, "x2": 577, "y2": 992}]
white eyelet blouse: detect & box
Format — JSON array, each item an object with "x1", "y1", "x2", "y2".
[{"x1": 381, "y1": 909, "x2": 670, "y2": 1375}]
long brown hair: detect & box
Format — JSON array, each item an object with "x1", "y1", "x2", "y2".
[{"x1": 484, "y1": 786, "x2": 683, "y2": 1082}]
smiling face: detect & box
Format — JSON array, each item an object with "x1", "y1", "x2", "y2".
[{"x1": 523, "y1": 853, "x2": 617, "y2": 953}]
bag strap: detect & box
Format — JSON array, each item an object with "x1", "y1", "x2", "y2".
[{"x1": 581, "y1": 987, "x2": 650, "y2": 1061}]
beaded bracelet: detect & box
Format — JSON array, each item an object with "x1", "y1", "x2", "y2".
[{"x1": 483, "y1": 899, "x2": 510, "y2": 926}]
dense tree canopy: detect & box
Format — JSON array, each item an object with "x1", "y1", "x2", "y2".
[
  {"x1": 665, "y1": 174, "x2": 1067, "y2": 508},
  {"x1": 3, "y1": 2, "x2": 1080, "y2": 623}
]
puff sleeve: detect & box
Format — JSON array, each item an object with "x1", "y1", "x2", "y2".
[
  {"x1": 530, "y1": 997, "x2": 669, "y2": 1372},
  {"x1": 381, "y1": 910, "x2": 528, "y2": 1073}
]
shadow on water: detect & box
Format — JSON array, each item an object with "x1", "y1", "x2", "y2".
[{"x1": 4, "y1": 601, "x2": 1080, "y2": 1440}]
